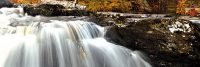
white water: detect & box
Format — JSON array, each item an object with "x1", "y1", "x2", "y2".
[{"x1": 0, "y1": 7, "x2": 151, "y2": 67}]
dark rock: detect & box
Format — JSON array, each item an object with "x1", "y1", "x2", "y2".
[
  {"x1": 0, "y1": 2, "x2": 14, "y2": 8},
  {"x1": 89, "y1": 13, "x2": 127, "y2": 26},
  {"x1": 164, "y1": 14, "x2": 174, "y2": 17},
  {"x1": 23, "y1": 4, "x2": 90, "y2": 16},
  {"x1": 105, "y1": 19, "x2": 200, "y2": 67},
  {"x1": 88, "y1": 14, "x2": 115, "y2": 26}
]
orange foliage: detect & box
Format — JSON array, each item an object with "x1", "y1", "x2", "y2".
[
  {"x1": 80, "y1": 0, "x2": 132, "y2": 12},
  {"x1": 10, "y1": 0, "x2": 41, "y2": 4},
  {"x1": 9, "y1": 0, "x2": 19, "y2": 3},
  {"x1": 176, "y1": 0, "x2": 187, "y2": 15}
]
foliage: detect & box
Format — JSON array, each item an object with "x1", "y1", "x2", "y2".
[
  {"x1": 176, "y1": 0, "x2": 187, "y2": 15},
  {"x1": 79, "y1": 0, "x2": 132, "y2": 13},
  {"x1": 10, "y1": 0, "x2": 41, "y2": 4},
  {"x1": 187, "y1": 8, "x2": 198, "y2": 16},
  {"x1": 147, "y1": 0, "x2": 167, "y2": 13}
]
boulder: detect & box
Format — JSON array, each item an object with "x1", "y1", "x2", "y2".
[
  {"x1": 23, "y1": 4, "x2": 90, "y2": 16},
  {"x1": 105, "y1": 19, "x2": 200, "y2": 67},
  {"x1": 0, "y1": 2, "x2": 14, "y2": 8}
]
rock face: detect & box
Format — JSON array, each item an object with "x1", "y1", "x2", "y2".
[
  {"x1": 105, "y1": 19, "x2": 200, "y2": 67},
  {"x1": 23, "y1": 4, "x2": 89, "y2": 16}
]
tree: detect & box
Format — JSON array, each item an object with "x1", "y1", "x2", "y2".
[
  {"x1": 146, "y1": 0, "x2": 167, "y2": 13},
  {"x1": 176, "y1": 0, "x2": 187, "y2": 15}
]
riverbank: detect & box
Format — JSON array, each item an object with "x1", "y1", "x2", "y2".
[{"x1": 0, "y1": 3, "x2": 200, "y2": 67}]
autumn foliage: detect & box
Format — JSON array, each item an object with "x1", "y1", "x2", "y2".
[
  {"x1": 187, "y1": 8, "x2": 198, "y2": 16},
  {"x1": 176, "y1": 0, "x2": 187, "y2": 15},
  {"x1": 79, "y1": 0, "x2": 133, "y2": 13},
  {"x1": 9, "y1": 0, "x2": 41, "y2": 4}
]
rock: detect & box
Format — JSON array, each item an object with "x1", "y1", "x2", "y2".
[
  {"x1": 0, "y1": 2, "x2": 14, "y2": 8},
  {"x1": 88, "y1": 14, "x2": 115, "y2": 26},
  {"x1": 105, "y1": 19, "x2": 200, "y2": 67},
  {"x1": 89, "y1": 13, "x2": 128, "y2": 26},
  {"x1": 23, "y1": 4, "x2": 90, "y2": 16}
]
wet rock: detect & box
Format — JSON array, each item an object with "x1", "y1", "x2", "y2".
[
  {"x1": 89, "y1": 13, "x2": 127, "y2": 26},
  {"x1": 23, "y1": 4, "x2": 90, "y2": 16},
  {"x1": 105, "y1": 19, "x2": 200, "y2": 67}
]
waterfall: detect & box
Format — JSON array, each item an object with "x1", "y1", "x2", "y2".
[{"x1": 0, "y1": 7, "x2": 151, "y2": 67}]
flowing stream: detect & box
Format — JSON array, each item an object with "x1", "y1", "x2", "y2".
[{"x1": 0, "y1": 7, "x2": 151, "y2": 67}]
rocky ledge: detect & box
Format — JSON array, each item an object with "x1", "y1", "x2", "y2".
[
  {"x1": 0, "y1": 2, "x2": 14, "y2": 8},
  {"x1": 105, "y1": 19, "x2": 200, "y2": 67},
  {"x1": 23, "y1": 4, "x2": 90, "y2": 16}
]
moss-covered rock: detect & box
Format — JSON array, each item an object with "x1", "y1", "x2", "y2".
[{"x1": 105, "y1": 19, "x2": 200, "y2": 67}]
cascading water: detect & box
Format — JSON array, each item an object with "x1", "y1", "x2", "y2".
[{"x1": 0, "y1": 7, "x2": 152, "y2": 67}]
